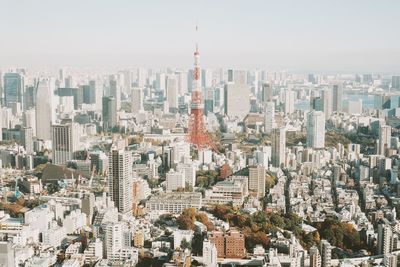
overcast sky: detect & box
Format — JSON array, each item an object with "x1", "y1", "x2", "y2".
[{"x1": 1, "y1": 0, "x2": 400, "y2": 72}]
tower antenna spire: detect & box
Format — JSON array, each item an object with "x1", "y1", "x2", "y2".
[{"x1": 195, "y1": 23, "x2": 199, "y2": 52}]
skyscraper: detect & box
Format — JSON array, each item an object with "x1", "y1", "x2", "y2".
[
  {"x1": 248, "y1": 165, "x2": 266, "y2": 198},
  {"x1": 311, "y1": 96, "x2": 324, "y2": 112},
  {"x1": 224, "y1": 83, "x2": 250, "y2": 120},
  {"x1": 378, "y1": 125, "x2": 392, "y2": 155},
  {"x1": 306, "y1": 111, "x2": 325, "y2": 149},
  {"x1": 57, "y1": 87, "x2": 83, "y2": 110},
  {"x1": 122, "y1": 70, "x2": 132, "y2": 94},
  {"x1": 131, "y1": 88, "x2": 143, "y2": 114},
  {"x1": 230, "y1": 70, "x2": 247, "y2": 85},
  {"x1": 109, "y1": 78, "x2": 121, "y2": 111},
  {"x1": 321, "y1": 88, "x2": 332, "y2": 118},
  {"x1": 82, "y1": 193, "x2": 95, "y2": 225},
  {"x1": 89, "y1": 80, "x2": 102, "y2": 109},
  {"x1": 204, "y1": 88, "x2": 215, "y2": 115},
  {"x1": 271, "y1": 127, "x2": 286, "y2": 168},
  {"x1": 176, "y1": 70, "x2": 188, "y2": 95},
  {"x1": 52, "y1": 122, "x2": 79, "y2": 165},
  {"x1": 102, "y1": 96, "x2": 117, "y2": 132},
  {"x1": 3, "y1": 73, "x2": 24, "y2": 107},
  {"x1": 202, "y1": 69, "x2": 213, "y2": 88},
  {"x1": 166, "y1": 75, "x2": 178, "y2": 111},
  {"x1": 264, "y1": 102, "x2": 275, "y2": 134},
  {"x1": 392, "y1": 76, "x2": 400, "y2": 89},
  {"x1": 23, "y1": 109, "x2": 36, "y2": 137},
  {"x1": 157, "y1": 73, "x2": 166, "y2": 92},
  {"x1": 21, "y1": 127, "x2": 34, "y2": 154},
  {"x1": 108, "y1": 149, "x2": 133, "y2": 214},
  {"x1": 36, "y1": 78, "x2": 55, "y2": 140},
  {"x1": 332, "y1": 84, "x2": 343, "y2": 112},
  {"x1": 283, "y1": 88, "x2": 295, "y2": 115},
  {"x1": 261, "y1": 83, "x2": 273, "y2": 103},
  {"x1": 137, "y1": 68, "x2": 147, "y2": 88},
  {"x1": 24, "y1": 84, "x2": 37, "y2": 110}
]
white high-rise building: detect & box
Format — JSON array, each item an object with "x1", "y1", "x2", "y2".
[
  {"x1": 264, "y1": 102, "x2": 275, "y2": 133},
  {"x1": 175, "y1": 70, "x2": 188, "y2": 95},
  {"x1": 378, "y1": 223, "x2": 393, "y2": 255},
  {"x1": 202, "y1": 69, "x2": 213, "y2": 88},
  {"x1": 224, "y1": 83, "x2": 250, "y2": 120},
  {"x1": 321, "y1": 88, "x2": 332, "y2": 118},
  {"x1": 320, "y1": 240, "x2": 332, "y2": 267},
  {"x1": 106, "y1": 223, "x2": 123, "y2": 258},
  {"x1": 122, "y1": 70, "x2": 132, "y2": 95},
  {"x1": 166, "y1": 169, "x2": 185, "y2": 192},
  {"x1": 309, "y1": 246, "x2": 321, "y2": 267},
  {"x1": 36, "y1": 78, "x2": 55, "y2": 140},
  {"x1": 306, "y1": 111, "x2": 325, "y2": 149},
  {"x1": 271, "y1": 127, "x2": 286, "y2": 168},
  {"x1": 52, "y1": 123, "x2": 79, "y2": 165},
  {"x1": 379, "y1": 125, "x2": 392, "y2": 155},
  {"x1": 105, "y1": 222, "x2": 137, "y2": 262},
  {"x1": 227, "y1": 69, "x2": 247, "y2": 85},
  {"x1": 203, "y1": 240, "x2": 218, "y2": 267},
  {"x1": 108, "y1": 149, "x2": 133, "y2": 214},
  {"x1": 248, "y1": 165, "x2": 266, "y2": 198},
  {"x1": 131, "y1": 88, "x2": 143, "y2": 114},
  {"x1": 176, "y1": 163, "x2": 196, "y2": 188},
  {"x1": 262, "y1": 83, "x2": 273, "y2": 103},
  {"x1": 89, "y1": 80, "x2": 103, "y2": 110},
  {"x1": 23, "y1": 109, "x2": 36, "y2": 137},
  {"x1": 109, "y1": 77, "x2": 121, "y2": 111},
  {"x1": 21, "y1": 127, "x2": 34, "y2": 154},
  {"x1": 284, "y1": 88, "x2": 295, "y2": 115},
  {"x1": 157, "y1": 73, "x2": 166, "y2": 92},
  {"x1": 137, "y1": 68, "x2": 147, "y2": 88},
  {"x1": 166, "y1": 75, "x2": 178, "y2": 110},
  {"x1": 332, "y1": 83, "x2": 343, "y2": 112}
]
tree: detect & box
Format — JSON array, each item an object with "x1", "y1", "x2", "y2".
[
  {"x1": 212, "y1": 204, "x2": 233, "y2": 221},
  {"x1": 183, "y1": 208, "x2": 197, "y2": 221},
  {"x1": 147, "y1": 178, "x2": 159, "y2": 189},
  {"x1": 177, "y1": 215, "x2": 195, "y2": 230},
  {"x1": 313, "y1": 231, "x2": 321, "y2": 243},
  {"x1": 191, "y1": 230, "x2": 205, "y2": 255},
  {"x1": 269, "y1": 213, "x2": 285, "y2": 227},
  {"x1": 181, "y1": 238, "x2": 192, "y2": 250},
  {"x1": 265, "y1": 174, "x2": 277, "y2": 190},
  {"x1": 195, "y1": 213, "x2": 209, "y2": 225}
]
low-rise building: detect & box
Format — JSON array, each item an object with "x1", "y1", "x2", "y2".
[{"x1": 146, "y1": 192, "x2": 202, "y2": 214}]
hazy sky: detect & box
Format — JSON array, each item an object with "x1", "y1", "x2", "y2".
[{"x1": 1, "y1": 0, "x2": 400, "y2": 72}]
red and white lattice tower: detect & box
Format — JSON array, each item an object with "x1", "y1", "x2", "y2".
[{"x1": 187, "y1": 30, "x2": 217, "y2": 151}]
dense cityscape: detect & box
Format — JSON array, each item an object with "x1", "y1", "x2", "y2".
[{"x1": 1, "y1": 1, "x2": 400, "y2": 267}]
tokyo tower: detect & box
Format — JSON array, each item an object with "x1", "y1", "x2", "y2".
[{"x1": 187, "y1": 28, "x2": 217, "y2": 151}]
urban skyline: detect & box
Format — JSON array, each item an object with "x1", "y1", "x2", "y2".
[{"x1": 2, "y1": 1, "x2": 400, "y2": 267}]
